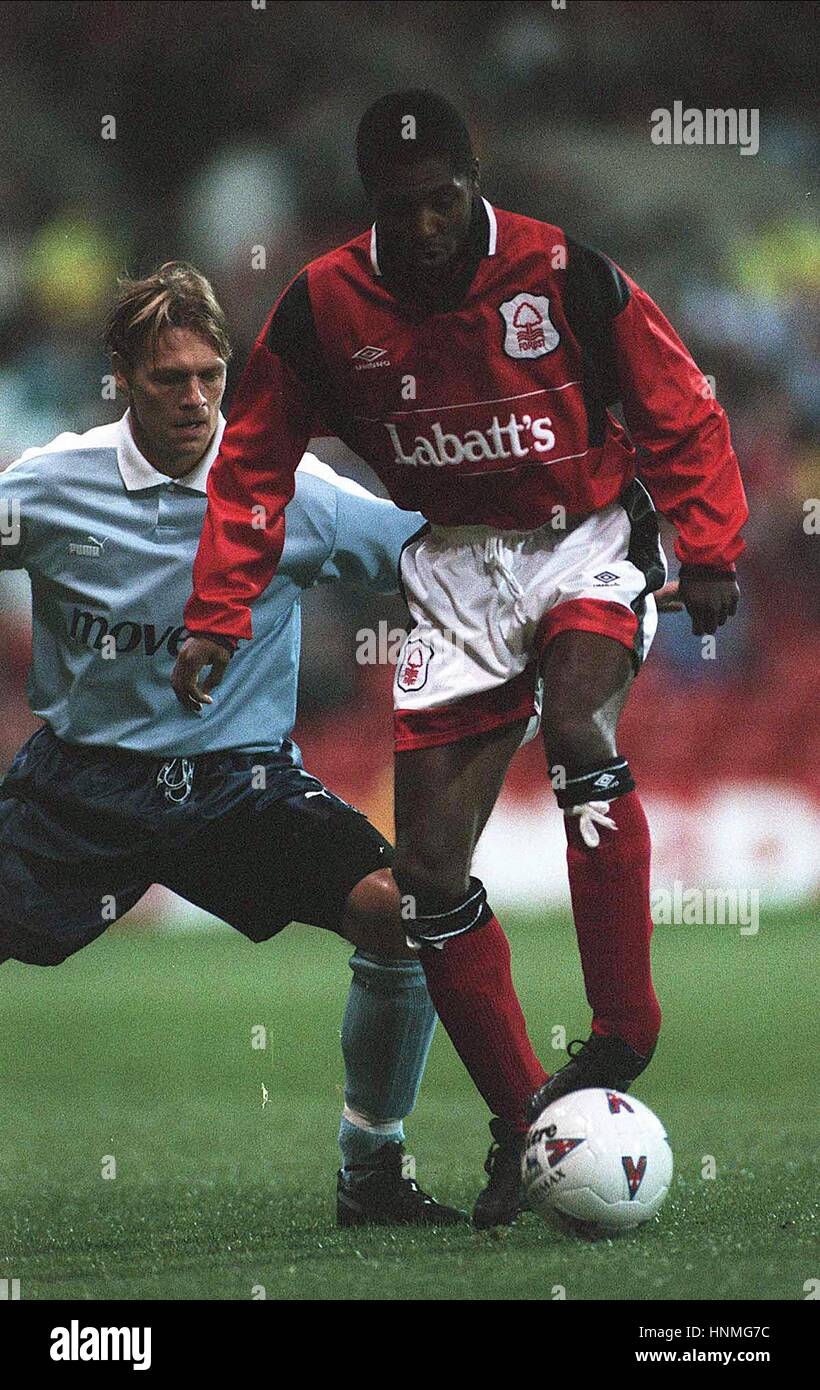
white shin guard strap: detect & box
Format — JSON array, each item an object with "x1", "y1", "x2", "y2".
[{"x1": 566, "y1": 800, "x2": 618, "y2": 848}]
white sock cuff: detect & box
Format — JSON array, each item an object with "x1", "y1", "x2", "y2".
[{"x1": 342, "y1": 1104, "x2": 403, "y2": 1135}]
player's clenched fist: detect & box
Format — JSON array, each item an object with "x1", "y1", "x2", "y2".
[
  {"x1": 171, "y1": 636, "x2": 231, "y2": 711},
  {"x1": 677, "y1": 572, "x2": 740, "y2": 637}
]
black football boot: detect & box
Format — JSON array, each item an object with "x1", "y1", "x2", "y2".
[
  {"x1": 527, "y1": 1034, "x2": 656, "y2": 1124},
  {"x1": 471, "y1": 1117, "x2": 528, "y2": 1230},
  {"x1": 336, "y1": 1141, "x2": 466, "y2": 1227}
]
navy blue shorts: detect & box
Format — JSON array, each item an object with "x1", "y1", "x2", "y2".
[{"x1": 0, "y1": 726, "x2": 392, "y2": 966}]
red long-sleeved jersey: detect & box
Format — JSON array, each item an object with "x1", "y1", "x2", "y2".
[{"x1": 185, "y1": 198, "x2": 748, "y2": 642}]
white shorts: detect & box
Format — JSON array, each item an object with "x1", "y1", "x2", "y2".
[{"x1": 394, "y1": 478, "x2": 667, "y2": 751}]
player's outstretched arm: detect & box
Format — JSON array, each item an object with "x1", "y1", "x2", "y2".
[
  {"x1": 180, "y1": 270, "x2": 328, "y2": 662},
  {"x1": 605, "y1": 263, "x2": 748, "y2": 635},
  {"x1": 174, "y1": 278, "x2": 325, "y2": 703},
  {"x1": 182, "y1": 332, "x2": 314, "y2": 646}
]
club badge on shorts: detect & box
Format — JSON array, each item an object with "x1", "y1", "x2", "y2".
[
  {"x1": 499, "y1": 293, "x2": 560, "y2": 359},
  {"x1": 397, "y1": 638, "x2": 434, "y2": 693}
]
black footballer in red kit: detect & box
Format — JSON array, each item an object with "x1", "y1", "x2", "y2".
[{"x1": 178, "y1": 92, "x2": 748, "y2": 1229}]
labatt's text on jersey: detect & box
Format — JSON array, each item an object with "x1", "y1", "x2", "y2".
[{"x1": 384, "y1": 410, "x2": 557, "y2": 469}]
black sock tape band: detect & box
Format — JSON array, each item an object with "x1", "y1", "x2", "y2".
[
  {"x1": 554, "y1": 756, "x2": 635, "y2": 809},
  {"x1": 402, "y1": 875, "x2": 493, "y2": 947}
]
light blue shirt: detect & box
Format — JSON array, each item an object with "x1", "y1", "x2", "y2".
[{"x1": 0, "y1": 412, "x2": 422, "y2": 757}]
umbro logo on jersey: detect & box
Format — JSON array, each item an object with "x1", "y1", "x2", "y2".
[
  {"x1": 592, "y1": 773, "x2": 618, "y2": 789},
  {"x1": 352, "y1": 345, "x2": 390, "y2": 370},
  {"x1": 499, "y1": 293, "x2": 560, "y2": 359},
  {"x1": 68, "y1": 535, "x2": 108, "y2": 557},
  {"x1": 593, "y1": 570, "x2": 619, "y2": 585}
]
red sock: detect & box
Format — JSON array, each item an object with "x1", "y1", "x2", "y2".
[
  {"x1": 420, "y1": 916, "x2": 547, "y2": 1128},
  {"x1": 564, "y1": 789, "x2": 661, "y2": 1054}
]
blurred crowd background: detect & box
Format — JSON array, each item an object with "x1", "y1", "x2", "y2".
[{"x1": 0, "y1": 1, "x2": 818, "y2": 888}]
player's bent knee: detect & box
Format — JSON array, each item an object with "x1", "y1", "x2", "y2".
[{"x1": 341, "y1": 869, "x2": 411, "y2": 958}]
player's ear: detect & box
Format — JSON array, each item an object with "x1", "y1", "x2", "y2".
[{"x1": 111, "y1": 353, "x2": 131, "y2": 397}]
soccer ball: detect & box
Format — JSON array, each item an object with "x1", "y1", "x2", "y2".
[{"x1": 522, "y1": 1088, "x2": 673, "y2": 1234}]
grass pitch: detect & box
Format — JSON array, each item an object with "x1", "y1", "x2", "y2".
[{"x1": 0, "y1": 907, "x2": 815, "y2": 1301}]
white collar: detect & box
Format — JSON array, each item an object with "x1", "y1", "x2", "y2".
[
  {"x1": 369, "y1": 196, "x2": 498, "y2": 278},
  {"x1": 116, "y1": 410, "x2": 226, "y2": 493}
]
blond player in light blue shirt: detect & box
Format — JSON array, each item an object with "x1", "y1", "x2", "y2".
[{"x1": 0, "y1": 262, "x2": 460, "y2": 1227}]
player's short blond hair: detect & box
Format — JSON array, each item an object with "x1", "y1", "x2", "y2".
[{"x1": 103, "y1": 261, "x2": 232, "y2": 367}]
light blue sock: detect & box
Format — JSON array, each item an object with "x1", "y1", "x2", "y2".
[{"x1": 338, "y1": 950, "x2": 437, "y2": 1180}]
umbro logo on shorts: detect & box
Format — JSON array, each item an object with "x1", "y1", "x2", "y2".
[
  {"x1": 593, "y1": 570, "x2": 619, "y2": 585},
  {"x1": 592, "y1": 773, "x2": 618, "y2": 789}
]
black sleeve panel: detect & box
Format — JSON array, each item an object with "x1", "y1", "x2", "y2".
[
  {"x1": 265, "y1": 270, "x2": 353, "y2": 438},
  {"x1": 563, "y1": 238, "x2": 632, "y2": 439},
  {"x1": 565, "y1": 238, "x2": 631, "y2": 326},
  {"x1": 264, "y1": 270, "x2": 327, "y2": 405}
]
